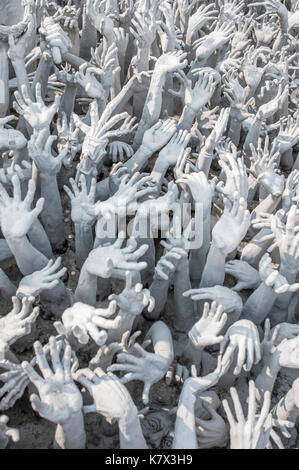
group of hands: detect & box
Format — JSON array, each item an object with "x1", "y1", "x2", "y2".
[{"x1": 0, "y1": 0, "x2": 299, "y2": 451}]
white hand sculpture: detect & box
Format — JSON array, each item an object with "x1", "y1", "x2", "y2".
[
  {"x1": 56, "y1": 113, "x2": 82, "y2": 168},
  {"x1": 0, "y1": 296, "x2": 39, "y2": 348},
  {"x1": 75, "y1": 63, "x2": 105, "y2": 100},
  {"x1": 223, "y1": 380, "x2": 272, "y2": 449},
  {"x1": 108, "y1": 141, "x2": 134, "y2": 163},
  {"x1": 0, "y1": 116, "x2": 27, "y2": 152},
  {"x1": 74, "y1": 100, "x2": 129, "y2": 159},
  {"x1": 0, "y1": 176, "x2": 44, "y2": 239},
  {"x1": 75, "y1": 367, "x2": 136, "y2": 419},
  {"x1": 85, "y1": 232, "x2": 148, "y2": 278},
  {"x1": 39, "y1": 16, "x2": 71, "y2": 64},
  {"x1": 195, "y1": 402, "x2": 228, "y2": 449},
  {"x1": 220, "y1": 319, "x2": 261, "y2": 375},
  {"x1": 158, "y1": 129, "x2": 191, "y2": 167},
  {"x1": 64, "y1": 175, "x2": 97, "y2": 227},
  {"x1": 28, "y1": 128, "x2": 69, "y2": 175},
  {"x1": 259, "y1": 253, "x2": 299, "y2": 294},
  {"x1": 13, "y1": 83, "x2": 60, "y2": 131},
  {"x1": 55, "y1": 300, "x2": 119, "y2": 346},
  {"x1": 92, "y1": 172, "x2": 154, "y2": 220},
  {"x1": 188, "y1": 302, "x2": 228, "y2": 349},
  {"x1": 216, "y1": 148, "x2": 248, "y2": 202},
  {"x1": 17, "y1": 258, "x2": 67, "y2": 298},
  {"x1": 108, "y1": 342, "x2": 172, "y2": 404},
  {"x1": 0, "y1": 415, "x2": 19, "y2": 449},
  {"x1": 212, "y1": 193, "x2": 250, "y2": 255},
  {"x1": 155, "y1": 50, "x2": 188, "y2": 75},
  {"x1": 225, "y1": 260, "x2": 261, "y2": 291},
  {"x1": 184, "y1": 285, "x2": 243, "y2": 315},
  {"x1": 141, "y1": 119, "x2": 177, "y2": 154},
  {"x1": 22, "y1": 338, "x2": 83, "y2": 425},
  {"x1": 109, "y1": 270, "x2": 155, "y2": 316},
  {"x1": 170, "y1": 70, "x2": 216, "y2": 114}
]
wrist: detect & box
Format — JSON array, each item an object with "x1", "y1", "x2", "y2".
[{"x1": 119, "y1": 404, "x2": 138, "y2": 428}]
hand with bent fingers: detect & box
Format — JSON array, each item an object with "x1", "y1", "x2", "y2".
[
  {"x1": 0, "y1": 116, "x2": 27, "y2": 152},
  {"x1": 184, "y1": 286, "x2": 243, "y2": 316},
  {"x1": 13, "y1": 83, "x2": 60, "y2": 131},
  {"x1": 75, "y1": 367, "x2": 136, "y2": 419},
  {"x1": 223, "y1": 380, "x2": 272, "y2": 449},
  {"x1": 153, "y1": 247, "x2": 187, "y2": 281},
  {"x1": 84, "y1": 232, "x2": 148, "y2": 279},
  {"x1": 109, "y1": 271, "x2": 155, "y2": 316},
  {"x1": 89, "y1": 330, "x2": 146, "y2": 372},
  {"x1": 108, "y1": 342, "x2": 171, "y2": 404},
  {"x1": 0, "y1": 415, "x2": 19, "y2": 449},
  {"x1": 108, "y1": 141, "x2": 134, "y2": 163},
  {"x1": 258, "y1": 253, "x2": 299, "y2": 294},
  {"x1": 55, "y1": 301, "x2": 119, "y2": 346},
  {"x1": 17, "y1": 258, "x2": 67, "y2": 298},
  {"x1": 0, "y1": 296, "x2": 39, "y2": 348},
  {"x1": 220, "y1": 319, "x2": 261, "y2": 375},
  {"x1": 75, "y1": 63, "x2": 105, "y2": 100},
  {"x1": 225, "y1": 260, "x2": 261, "y2": 291}
]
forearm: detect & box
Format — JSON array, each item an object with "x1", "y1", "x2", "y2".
[
  {"x1": 0, "y1": 269, "x2": 16, "y2": 299},
  {"x1": 27, "y1": 219, "x2": 53, "y2": 259},
  {"x1": 5, "y1": 235, "x2": 49, "y2": 275},
  {"x1": 145, "y1": 321, "x2": 174, "y2": 364},
  {"x1": 173, "y1": 392, "x2": 197, "y2": 449},
  {"x1": 173, "y1": 260, "x2": 194, "y2": 332},
  {"x1": 189, "y1": 212, "x2": 210, "y2": 282},
  {"x1": 118, "y1": 408, "x2": 148, "y2": 449},
  {"x1": 251, "y1": 194, "x2": 281, "y2": 220},
  {"x1": 182, "y1": 340, "x2": 204, "y2": 369},
  {"x1": 54, "y1": 411, "x2": 86, "y2": 449},
  {"x1": 244, "y1": 117, "x2": 263, "y2": 154},
  {"x1": 196, "y1": 150, "x2": 214, "y2": 177},
  {"x1": 136, "y1": 46, "x2": 150, "y2": 73},
  {"x1": 228, "y1": 116, "x2": 242, "y2": 147},
  {"x1": 124, "y1": 145, "x2": 153, "y2": 173},
  {"x1": 40, "y1": 173, "x2": 65, "y2": 247},
  {"x1": 74, "y1": 223, "x2": 94, "y2": 270},
  {"x1": 11, "y1": 59, "x2": 34, "y2": 101},
  {"x1": 133, "y1": 72, "x2": 165, "y2": 148},
  {"x1": 150, "y1": 158, "x2": 168, "y2": 190},
  {"x1": 75, "y1": 263, "x2": 98, "y2": 306},
  {"x1": 59, "y1": 83, "x2": 78, "y2": 121},
  {"x1": 178, "y1": 105, "x2": 197, "y2": 131},
  {"x1": 255, "y1": 357, "x2": 280, "y2": 404},
  {"x1": 242, "y1": 282, "x2": 277, "y2": 325},
  {"x1": 200, "y1": 243, "x2": 226, "y2": 288},
  {"x1": 32, "y1": 54, "x2": 52, "y2": 101},
  {"x1": 147, "y1": 277, "x2": 171, "y2": 321}
]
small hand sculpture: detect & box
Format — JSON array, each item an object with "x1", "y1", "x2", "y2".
[
  {"x1": 0, "y1": 176, "x2": 44, "y2": 239},
  {"x1": 108, "y1": 342, "x2": 172, "y2": 404},
  {"x1": 0, "y1": 297, "x2": 39, "y2": 349},
  {"x1": 55, "y1": 300, "x2": 119, "y2": 346},
  {"x1": 22, "y1": 338, "x2": 83, "y2": 425},
  {"x1": 220, "y1": 319, "x2": 261, "y2": 375},
  {"x1": 85, "y1": 232, "x2": 148, "y2": 278},
  {"x1": 188, "y1": 302, "x2": 228, "y2": 349},
  {"x1": 223, "y1": 380, "x2": 272, "y2": 449},
  {"x1": 17, "y1": 258, "x2": 67, "y2": 298},
  {"x1": 0, "y1": 415, "x2": 19, "y2": 449},
  {"x1": 109, "y1": 270, "x2": 155, "y2": 316},
  {"x1": 13, "y1": 83, "x2": 60, "y2": 131}
]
